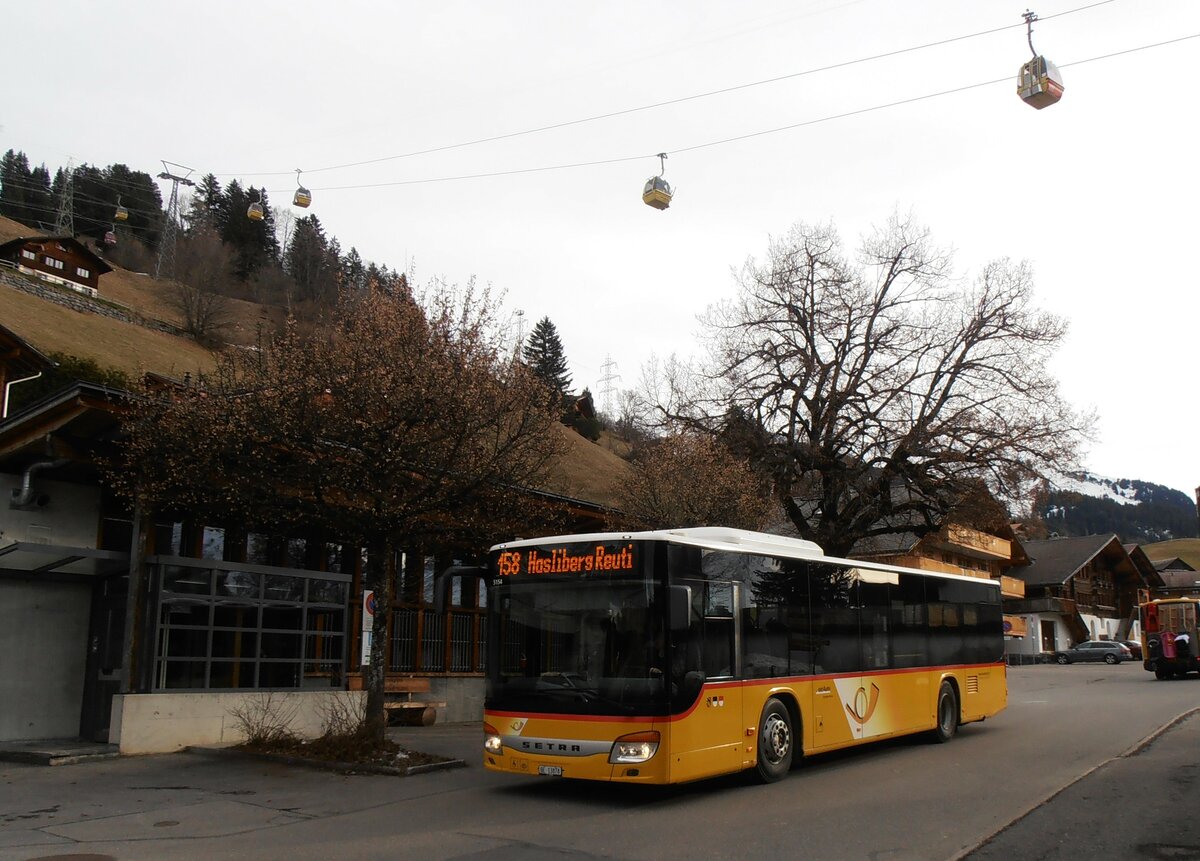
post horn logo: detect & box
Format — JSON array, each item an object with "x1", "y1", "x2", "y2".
[{"x1": 845, "y1": 683, "x2": 881, "y2": 726}]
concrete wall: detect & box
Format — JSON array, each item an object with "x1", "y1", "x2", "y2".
[
  {"x1": 0, "y1": 577, "x2": 91, "y2": 740},
  {"x1": 111, "y1": 680, "x2": 485, "y2": 754},
  {"x1": 429, "y1": 676, "x2": 484, "y2": 723},
  {"x1": 111, "y1": 691, "x2": 371, "y2": 754},
  {"x1": 0, "y1": 473, "x2": 102, "y2": 548}
]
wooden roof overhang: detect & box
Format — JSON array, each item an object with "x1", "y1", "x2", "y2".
[
  {"x1": 0, "y1": 382, "x2": 127, "y2": 479},
  {"x1": 0, "y1": 322, "x2": 56, "y2": 382}
]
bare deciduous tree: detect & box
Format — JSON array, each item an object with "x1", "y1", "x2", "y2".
[
  {"x1": 648, "y1": 214, "x2": 1089, "y2": 556},
  {"x1": 171, "y1": 227, "x2": 234, "y2": 343}
]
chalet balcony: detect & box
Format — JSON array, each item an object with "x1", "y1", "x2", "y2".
[
  {"x1": 998, "y1": 575, "x2": 1025, "y2": 600},
  {"x1": 940, "y1": 525, "x2": 1012, "y2": 560},
  {"x1": 886, "y1": 554, "x2": 1024, "y2": 598},
  {"x1": 1004, "y1": 596, "x2": 1079, "y2": 616}
]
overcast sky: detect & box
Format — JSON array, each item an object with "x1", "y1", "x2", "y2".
[{"x1": 7, "y1": 0, "x2": 1199, "y2": 496}]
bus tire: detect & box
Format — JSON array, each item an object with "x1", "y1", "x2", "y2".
[
  {"x1": 753, "y1": 698, "x2": 793, "y2": 783},
  {"x1": 931, "y1": 681, "x2": 958, "y2": 744},
  {"x1": 1155, "y1": 666, "x2": 1170, "y2": 680}
]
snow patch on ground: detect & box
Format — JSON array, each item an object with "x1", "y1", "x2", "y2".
[{"x1": 1050, "y1": 471, "x2": 1139, "y2": 506}]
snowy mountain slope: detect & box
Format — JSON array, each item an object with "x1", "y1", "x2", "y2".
[{"x1": 1039, "y1": 471, "x2": 1197, "y2": 543}]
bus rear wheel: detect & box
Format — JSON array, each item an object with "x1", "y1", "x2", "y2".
[
  {"x1": 753, "y1": 698, "x2": 793, "y2": 783},
  {"x1": 1155, "y1": 666, "x2": 1170, "y2": 680},
  {"x1": 931, "y1": 681, "x2": 959, "y2": 743}
]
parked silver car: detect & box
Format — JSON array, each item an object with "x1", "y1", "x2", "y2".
[{"x1": 1055, "y1": 640, "x2": 1132, "y2": 665}]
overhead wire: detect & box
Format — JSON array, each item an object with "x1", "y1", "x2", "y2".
[
  {"x1": 210, "y1": 0, "x2": 1121, "y2": 178},
  {"x1": 258, "y1": 32, "x2": 1200, "y2": 195}
]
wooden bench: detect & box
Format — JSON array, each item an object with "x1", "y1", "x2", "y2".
[{"x1": 383, "y1": 677, "x2": 446, "y2": 727}]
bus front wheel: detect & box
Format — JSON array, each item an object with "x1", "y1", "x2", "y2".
[
  {"x1": 931, "y1": 681, "x2": 959, "y2": 743},
  {"x1": 753, "y1": 698, "x2": 793, "y2": 783}
]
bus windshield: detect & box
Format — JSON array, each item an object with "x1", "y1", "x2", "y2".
[{"x1": 486, "y1": 543, "x2": 669, "y2": 716}]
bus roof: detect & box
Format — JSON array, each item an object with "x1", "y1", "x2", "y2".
[{"x1": 490, "y1": 527, "x2": 1001, "y2": 590}]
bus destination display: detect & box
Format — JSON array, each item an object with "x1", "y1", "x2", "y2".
[{"x1": 495, "y1": 543, "x2": 637, "y2": 577}]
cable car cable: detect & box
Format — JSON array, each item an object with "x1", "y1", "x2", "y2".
[
  {"x1": 209, "y1": 0, "x2": 1120, "y2": 179},
  {"x1": 265, "y1": 31, "x2": 1199, "y2": 196}
]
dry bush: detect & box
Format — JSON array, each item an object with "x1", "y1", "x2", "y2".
[
  {"x1": 229, "y1": 692, "x2": 300, "y2": 747},
  {"x1": 319, "y1": 693, "x2": 369, "y2": 740}
]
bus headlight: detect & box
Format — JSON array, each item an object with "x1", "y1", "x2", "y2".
[
  {"x1": 484, "y1": 723, "x2": 503, "y2": 755},
  {"x1": 608, "y1": 731, "x2": 660, "y2": 764}
]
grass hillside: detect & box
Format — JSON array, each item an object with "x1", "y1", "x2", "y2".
[
  {"x1": 0, "y1": 214, "x2": 284, "y2": 348},
  {"x1": 2, "y1": 214, "x2": 634, "y2": 507},
  {"x1": 1, "y1": 273, "x2": 218, "y2": 378},
  {"x1": 1144, "y1": 538, "x2": 1200, "y2": 570},
  {"x1": 543, "y1": 424, "x2": 633, "y2": 507}
]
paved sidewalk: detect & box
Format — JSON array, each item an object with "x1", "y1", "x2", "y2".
[
  {"x1": 962, "y1": 711, "x2": 1200, "y2": 859},
  {"x1": 0, "y1": 723, "x2": 485, "y2": 860}
]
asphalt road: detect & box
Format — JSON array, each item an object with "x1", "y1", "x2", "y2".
[{"x1": 2, "y1": 664, "x2": 1197, "y2": 861}]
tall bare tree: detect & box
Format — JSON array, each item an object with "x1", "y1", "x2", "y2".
[
  {"x1": 648, "y1": 214, "x2": 1088, "y2": 556},
  {"x1": 171, "y1": 227, "x2": 234, "y2": 342},
  {"x1": 112, "y1": 283, "x2": 565, "y2": 739}
]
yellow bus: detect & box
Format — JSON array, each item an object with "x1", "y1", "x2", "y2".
[
  {"x1": 1140, "y1": 597, "x2": 1199, "y2": 680},
  {"x1": 482, "y1": 527, "x2": 1007, "y2": 784}
]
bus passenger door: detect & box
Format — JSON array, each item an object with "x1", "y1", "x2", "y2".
[
  {"x1": 669, "y1": 580, "x2": 743, "y2": 781},
  {"x1": 809, "y1": 564, "x2": 863, "y2": 751}
]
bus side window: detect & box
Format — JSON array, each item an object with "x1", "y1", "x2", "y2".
[
  {"x1": 858, "y1": 579, "x2": 891, "y2": 670},
  {"x1": 702, "y1": 582, "x2": 734, "y2": 678},
  {"x1": 809, "y1": 563, "x2": 859, "y2": 674},
  {"x1": 892, "y1": 572, "x2": 928, "y2": 668}
]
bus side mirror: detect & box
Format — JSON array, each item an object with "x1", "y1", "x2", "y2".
[{"x1": 669, "y1": 585, "x2": 692, "y2": 632}]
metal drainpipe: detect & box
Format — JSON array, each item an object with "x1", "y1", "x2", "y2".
[
  {"x1": 2, "y1": 370, "x2": 43, "y2": 419},
  {"x1": 11, "y1": 458, "x2": 69, "y2": 507}
]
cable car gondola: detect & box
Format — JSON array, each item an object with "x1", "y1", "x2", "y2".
[
  {"x1": 103, "y1": 227, "x2": 117, "y2": 247},
  {"x1": 293, "y1": 169, "x2": 312, "y2": 208},
  {"x1": 1017, "y1": 10, "x2": 1064, "y2": 109},
  {"x1": 642, "y1": 152, "x2": 672, "y2": 210},
  {"x1": 114, "y1": 196, "x2": 129, "y2": 222},
  {"x1": 247, "y1": 193, "x2": 265, "y2": 221}
]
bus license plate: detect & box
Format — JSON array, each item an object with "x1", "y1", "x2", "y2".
[{"x1": 537, "y1": 765, "x2": 563, "y2": 777}]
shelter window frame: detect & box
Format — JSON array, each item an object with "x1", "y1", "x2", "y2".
[{"x1": 152, "y1": 556, "x2": 351, "y2": 691}]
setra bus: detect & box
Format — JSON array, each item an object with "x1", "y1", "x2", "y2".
[
  {"x1": 1140, "y1": 597, "x2": 1199, "y2": 680},
  {"x1": 481, "y1": 527, "x2": 1007, "y2": 784}
]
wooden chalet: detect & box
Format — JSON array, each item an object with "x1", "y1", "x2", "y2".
[
  {"x1": 1153, "y1": 557, "x2": 1200, "y2": 598},
  {"x1": 0, "y1": 235, "x2": 113, "y2": 296},
  {"x1": 1005, "y1": 535, "x2": 1147, "y2": 657}
]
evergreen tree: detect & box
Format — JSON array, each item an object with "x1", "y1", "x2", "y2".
[
  {"x1": 219, "y1": 181, "x2": 278, "y2": 281},
  {"x1": 284, "y1": 214, "x2": 339, "y2": 304},
  {"x1": 0, "y1": 150, "x2": 31, "y2": 223},
  {"x1": 26, "y1": 165, "x2": 53, "y2": 228},
  {"x1": 188, "y1": 173, "x2": 224, "y2": 231},
  {"x1": 342, "y1": 246, "x2": 366, "y2": 291},
  {"x1": 522, "y1": 316, "x2": 572, "y2": 395},
  {"x1": 106, "y1": 163, "x2": 163, "y2": 248},
  {"x1": 72, "y1": 163, "x2": 110, "y2": 241}
]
